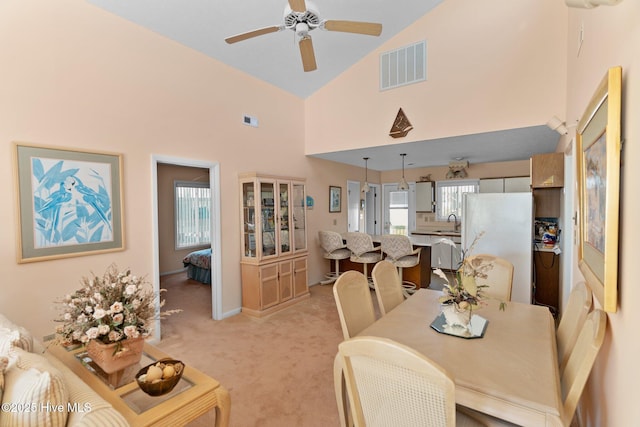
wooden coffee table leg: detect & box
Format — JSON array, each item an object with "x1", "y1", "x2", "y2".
[{"x1": 214, "y1": 385, "x2": 231, "y2": 427}]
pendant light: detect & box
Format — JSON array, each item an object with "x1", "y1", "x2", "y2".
[
  {"x1": 398, "y1": 153, "x2": 409, "y2": 190},
  {"x1": 361, "y1": 157, "x2": 370, "y2": 194}
]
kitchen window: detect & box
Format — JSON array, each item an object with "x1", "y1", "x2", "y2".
[
  {"x1": 435, "y1": 180, "x2": 479, "y2": 221},
  {"x1": 175, "y1": 181, "x2": 211, "y2": 249}
]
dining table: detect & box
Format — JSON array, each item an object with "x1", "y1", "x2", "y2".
[{"x1": 356, "y1": 289, "x2": 563, "y2": 427}]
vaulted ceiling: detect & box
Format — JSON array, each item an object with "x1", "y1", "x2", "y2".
[{"x1": 86, "y1": 0, "x2": 561, "y2": 170}]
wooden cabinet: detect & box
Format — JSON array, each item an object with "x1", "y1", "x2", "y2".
[
  {"x1": 293, "y1": 257, "x2": 308, "y2": 297},
  {"x1": 531, "y1": 153, "x2": 564, "y2": 217},
  {"x1": 533, "y1": 188, "x2": 562, "y2": 218},
  {"x1": 534, "y1": 250, "x2": 560, "y2": 315},
  {"x1": 239, "y1": 173, "x2": 309, "y2": 317},
  {"x1": 531, "y1": 153, "x2": 564, "y2": 188},
  {"x1": 415, "y1": 181, "x2": 434, "y2": 212}
]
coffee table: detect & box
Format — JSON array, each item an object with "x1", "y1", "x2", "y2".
[{"x1": 49, "y1": 341, "x2": 230, "y2": 427}]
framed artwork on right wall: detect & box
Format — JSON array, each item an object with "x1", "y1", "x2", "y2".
[{"x1": 576, "y1": 66, "x2": 622, "y2": 313}]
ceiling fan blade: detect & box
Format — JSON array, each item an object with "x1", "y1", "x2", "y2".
[
  {"x1": 225, "y1": 26, "x2": 282, "y2": 44},
  {"x1": 323, "y1": 20, "x2": 382, "y2": 36},
  {"x1": 299, "y1": 36, "x2": 317, "y2": 72},
  {"x1": 288, "y1": 0, "x2": 307, "y2": 13}
]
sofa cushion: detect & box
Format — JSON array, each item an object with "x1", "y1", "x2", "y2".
[
  {"x1": 42, "y1": 351, "x2": 130, "y2": 426},
  {"x1": 0, "y1": 356, "x2": 8, "y2": 406},
  {"x1": 0, "y1": 347, "x2": 69, "y2": 427},
  {"x1": 0, "y1": 314, "x2": 33, "y2": 353}
]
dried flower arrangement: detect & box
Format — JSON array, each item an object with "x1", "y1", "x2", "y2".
[{"x1": 54, "y1": 264, "x2": 180, "y2": 347}]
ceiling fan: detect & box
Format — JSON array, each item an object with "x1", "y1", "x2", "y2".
[{"x1": 224, "y1": 0, "x2": 382, "y2": 72}]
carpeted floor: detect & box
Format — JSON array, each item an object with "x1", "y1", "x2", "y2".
[
  {"x1": 157, "y1": 273, "x2": 347, "y2": 427},
  {"x1": 157, "y1": 271, "x2": 446, "y2": 426}
]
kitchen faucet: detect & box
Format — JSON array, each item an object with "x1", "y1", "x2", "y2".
[{"x1": 447, "y1": 213, "x2": 459, "y2": 231}]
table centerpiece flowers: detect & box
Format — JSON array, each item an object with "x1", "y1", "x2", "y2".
[
  {"x1": 434, "y1": 232, "x2": 506, "y2": 331},
  {"x1": 54, "y1": 263, "x2": 180, "y2": 373}
]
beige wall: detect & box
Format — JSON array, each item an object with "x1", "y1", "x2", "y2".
[
  {"x1": 381, "y1": 159, "x2": 530, "y2": 184},
  {"x1": 564, "y1": 2, "x2": 640, "y2": 425},
  {"x1": 306, "y1": 0, "x2": 568, "y2": 155},
  {"x1": 157, "y1": 164, "x2": 209, "y2": 274},
  {"x1": 0, "y1": 0, "x2": 306, "y2": 335}
]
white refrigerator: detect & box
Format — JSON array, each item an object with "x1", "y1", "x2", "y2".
[{"x1": 461, "y1": 193, "x2": 533, "y2": 304}]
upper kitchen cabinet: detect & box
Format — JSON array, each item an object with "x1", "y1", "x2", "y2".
[
  {"x1": 416, "y1": 181, "x2": 434, "y2": 212},
  {"x1": 479, "y1": 177, "x2": 530, "y2": 193},
  {"x1": 531, "y1": 153, "x2": 564, "y2": 188}
]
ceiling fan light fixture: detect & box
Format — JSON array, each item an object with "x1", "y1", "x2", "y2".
[
  {"x1": 398, "y1": 153, "x2": 409, "y2": 191},
  {"x1": 362, "y1": 157, "x2": 370, "y2": 194},
  {"x1": 295, "y1": 22, "x2": 310, "y2": 37},
  {"x1": 226, "y1": 0, "x2": 382, "y2": 72}
]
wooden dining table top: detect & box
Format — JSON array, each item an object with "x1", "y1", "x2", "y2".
[{"x1": 358, "y1": 289, "x2": 563, "y2": 427}]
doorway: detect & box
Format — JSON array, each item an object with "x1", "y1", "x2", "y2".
[
  {"x1": 150, "y1": 155, "x2": 222, "y2": 342},
  {"x1": 382, "y1": 183, "x2": 416, "y2": 235},
  {"x1": 347, "y1": 181, "x2": 381, "y2": 234}
]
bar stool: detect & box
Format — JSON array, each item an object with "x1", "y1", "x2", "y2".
[
  {"x1": 380, "y1": 234, "x2": 421, "y2": 295},
  {"x1": 345, "y1": 232, "x2": 382, "y2": 289},
  {"x1": 318, "y1": 230, "x2": 351, "y2": 285}
]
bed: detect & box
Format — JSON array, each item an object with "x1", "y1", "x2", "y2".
[{"x1": 182, "y1": 248, "x2": 212, "y2": 284}]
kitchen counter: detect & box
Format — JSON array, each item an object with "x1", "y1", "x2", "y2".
[
  {"x1": 533, "y1": 243, "x2": 561, "y2": 254},
  {"x1": 411, "y1": 230, "x2": 461, "y2": 238}
]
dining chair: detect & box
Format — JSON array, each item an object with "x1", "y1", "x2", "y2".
[
  {"x1": 465, "y1": 254, "x2": 514, "y2": 302},
  {"x1": 318, "y1": 230, "x2": 351, "y2": 285},
  {"x1": 334, "y1": 336, "x2": 487, "y2": 427},
  {"x1": 371, "y1": 260, "x2": 406, "y2": 316},
  {"x1": 333, "y1": 270, "x2": 377, "y2": 340},
  {"x1": 344, "y1": 232, "x2": 382, "y2": 288},
  {"x1": 559, "y1": 309, "x2": 606, "y2": 425},
  {"x1": 556, "y1": 281, "x2": 592, "y2": 374},
  {"x1": 379, "y1": 234, "x2": 421, "y2": 293}
]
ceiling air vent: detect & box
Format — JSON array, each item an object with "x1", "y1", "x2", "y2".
[{"x1": 380, "y1": 40, "x2": 426, "y2": 91}]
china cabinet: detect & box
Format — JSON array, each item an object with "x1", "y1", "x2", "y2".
[{"x1": 239, "y1": 173, "x2": 308, "y2": 317}]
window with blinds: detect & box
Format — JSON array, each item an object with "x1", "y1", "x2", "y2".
[
  {"x1": 175, "y1": 181, "x2": 211, "y2": 249},
  {"x1": 435, "y1": 180, "x2": 479, "y2": 221}
]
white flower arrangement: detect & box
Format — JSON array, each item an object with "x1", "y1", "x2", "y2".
[{"x1": 55, "y1": 264, "x2": 180, "y2": 346}]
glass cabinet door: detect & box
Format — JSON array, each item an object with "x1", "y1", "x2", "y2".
[
  {"x1": 278, "y1": 182, "x2": 291, "y2": 255},
  {"x1": 292, "y1": 182, "x2": 307, "y2": 252},
  {"x1": 260, "y1": 181, "x2": 277, "y2": 257},
  {"x1": 242, "y1": 181, "x2": 256, "y2": 258}
]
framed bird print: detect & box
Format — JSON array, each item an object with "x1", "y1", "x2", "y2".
[{"x1": 14, "y1": 142, "x2": 125, "y2": 263}]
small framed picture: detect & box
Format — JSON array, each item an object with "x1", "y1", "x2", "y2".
[{"x1": 329, "y1": 186, "x2": 341, "y2": 213}]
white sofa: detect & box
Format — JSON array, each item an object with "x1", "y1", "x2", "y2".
[{"x1": 0, "y1": 314, "x2": 128, "y2": 426}]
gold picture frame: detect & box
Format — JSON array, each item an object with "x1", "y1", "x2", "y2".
[
  {"x1": 576, "y1": 66, "x2": 622, "y2": 312},
  {"x1": 14, "y1": 142, "x2": 125, "y2": 263}
]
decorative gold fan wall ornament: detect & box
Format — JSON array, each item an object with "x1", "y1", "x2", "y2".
[
  {"x1": 224, "y1": 0, "x2": 382, "y2": 72},
  {"x1": 389, "y1": 108, "x2": 413, "y2": 138}
]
